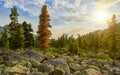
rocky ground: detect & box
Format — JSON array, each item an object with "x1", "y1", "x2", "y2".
[{"x1": 0, "y1": 50, "x2": 120, "y2": 75}]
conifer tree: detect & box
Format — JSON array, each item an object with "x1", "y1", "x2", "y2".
[
  {"x1": 9, "y1": 6, "x2": 19, "y2": 49},
  {"x1": 16, "y1": 24, "x2": 24, "y2": 50},
  {"x1": 68, "y1": 35, "x2": 79, "y2": 55},
  {"x1": 9, "y1": 6, "x2": 24, "y2": 50},
  {"x1": 0, "y1": 28, "x2": 9, "y2": 51},
  {"x1": 108, "y1": 14, "x2": 120, "y2": 64},
  {"x1": 22, "y1": 21, "x2": 34, "y2": 49},
  {"x1": 37, "y1": 5, "x2": 52, "y2": 54}
]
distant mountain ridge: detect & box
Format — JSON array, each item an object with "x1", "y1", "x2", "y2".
[{"x1": 0, "y1": 25, "x2": 9, "y2": 32}]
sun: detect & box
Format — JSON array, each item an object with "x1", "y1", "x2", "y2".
[{"x1": 94, "y1": 10, "x2": 109, "y2": 23}]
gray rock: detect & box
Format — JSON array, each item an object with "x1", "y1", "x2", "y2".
[
  {"x1": 64, "y1": 72, "x2": 72, "y2": 75},
  {"x1": 88, "y1": 65, "x2": 100, "y2": 71},
  {"x1": 73, "y1": 71, "x2": 81, "y2": 75},
  {"x1": 30, "y1": 60, "x2": 41, "y2": 68},
  {"x1": 81, "y1": 62, "x2": 89, "y2": 69},
  {"x1": 30, "y1": 72, "x2": 48, "y2": 75},
  {"x1": 30, "y1": 68, "x2": 38, "y2": 73},
  {"x1": 43, "y1": 58, "x2": 70, "y2": 72},
  {"x1": 112, "y1": 67, "x2": 120, "y2": 75},
  {"x1": 49, "y1": 69, "x2": 64, "y2": 75},
  {"x1": 69, "y1": 63, "x2": 82, "y2": 71},
  {"x1": 102, "y1": 70, "x2": 108, "y2": 74},
  {"x1": 81, "y1": 68, "x2": 102, "y2": 75},
  {"x1": 19, "y1": 60, "x2": 32, "y2": 68},
  {"x1": 8, "y1": 65, "x2": 30, "y2": 75},
  {"x1": 21, "y1": 50, "x2": 47, "y2": 63},
  {"x1": 66, "y1": 57, "x2": 74, "y2": 63},
  {"x1": 38, "y1": 64, "x2": 54, "y2": 73}
]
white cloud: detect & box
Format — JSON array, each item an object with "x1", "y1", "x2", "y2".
[
  {"x1": 2, "y1": 0, "x2": 88, "y2": 23},
  {"x1": 92, "y1": 0, "x2": 120, "y2": 9},
  {"x1": 3, "y1": 0, "x2": 45, "y2": 16}
]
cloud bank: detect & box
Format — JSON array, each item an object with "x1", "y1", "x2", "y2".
[
  {"x1": 92, "y1": 0, "x2": 120, "y2": 9},
  {"x1": 2, "y1": 0, "x2": 88, "y2": 23}
]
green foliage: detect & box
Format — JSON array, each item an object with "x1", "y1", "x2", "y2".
[
  {"x1": 68, "y1": 37, "x2": 80, "y2": 55},
  {"x1": 0, "y1": 28, "x2": 9, "y2": 50},
  {"x1": 22, "y1": 21, "x2": 34, "y2": 49},
  {"x1": 51, "y1": 34, "x2": 68, "y2": 48},
  {"x1": 9, "y1": 6, "x2": 24, "y2": 50},
  {"x1": 107, "y1": 15, "x2": 120, "y2": 63},
  {"x1": 86, "y1": 52, "x2": 112, "y2": 61}
]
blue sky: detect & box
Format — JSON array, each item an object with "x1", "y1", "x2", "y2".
[{"x1": 0, "y1": 0, "x2": 120, "y2": 38}]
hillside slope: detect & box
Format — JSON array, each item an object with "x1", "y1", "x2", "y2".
[{"x1": 0, "y1": 50, "x2": 120, "y2": 75}]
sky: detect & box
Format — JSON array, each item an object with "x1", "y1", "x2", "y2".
[{"x1": 0, "y1": 0, "x2": 120, "y2": 38}]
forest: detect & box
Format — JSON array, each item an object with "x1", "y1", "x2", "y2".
[{"x1": 1, "y1": 5, "x2": 120, "y2": 62}]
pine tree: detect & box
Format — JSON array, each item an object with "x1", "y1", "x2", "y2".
[
  {"x1": 0, "y1": 28, "x2": 9, "y2": 51},
  {"x1": 22, "y1": 21, "x2": 34, "y2": 49},
  {"x1": 9, "y1": 6, "x2": 19, "y2": 50},
  {"x1": 108, "y1": 14, "x2": 120, "y2": 64},
  {"x1": 16, "y1": 24, "x2": 24, "y2": 50},
  {"x1": 68, "y1": 35, "x2": 79, "y2": 55},
  {"x1": 9, "y1": 6, "x2": 19, "y2": 34},
  {"x1": 37, "y1": 5, "x2": 52, "y2": 54},
  {"x1": 9, "y1": 6, "x2": 24, "y2": 50}
]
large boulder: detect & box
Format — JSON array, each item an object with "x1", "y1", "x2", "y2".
[
  {"x1": 21, "y1": 50, "x2": 47, "y2": 63},
  {"x1": 38, "y1": 64, "x2": 54, "y2": 73},
  {"x1": 73, "y1": 71, "x2": 81, "y2": 75},
  {"x1": 30, "y1": 72, "x2": 48, "y2": 75},
  {"x1": 112, "y1": 67, "x2": 120, "y2": 75},
  {"x1": 49, "y1": 69, "x2": 64, "y2": 75},
  {"x1": 29, "y1": 59, "x2": 41, "y2": 68},
  {"x1": 69, "y1": 63, "x2": 82, "y2": 71},
  {"x1": 8, "y1": 65, "x2": 30, "y2": 75},
  {"x1": 81, "y1": 68, "x2": 102, "y2": 75},
  {"x1": 42, "y1": 58, "x2": 70, "y2": 73}
]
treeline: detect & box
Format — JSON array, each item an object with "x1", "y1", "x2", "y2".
[
  {"x1": 0, "y1": 5, "x2": 51, "y2": 53},
  {"x1": 0, "y1": 5, "x2": 120, "y2": 62},
  {"x1": 51, "y1": 15, "x2": 120, "y2": 62}
]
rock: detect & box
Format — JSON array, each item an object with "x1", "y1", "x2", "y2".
[
  {"x1": 1, "y1": 67, "x2": 10, "y2": 75},
  {"x1": 81, "y1": 62, "x2": 89, "y2": 69},
  {"x1": 30, "y1": 72, "x2": 48, "y2": 75},
  {"x1": 88, "y1": 65, "x2": 100, "y2": 71},
  {"x1": 112, "y1": 67, "x2": 120, "y2": 75},
  {"x1": 73, "y1": 71, "x2": 81, "y2": 75},
  {"x1": 103, "y1": 64, "x2": 109, "y2": 70},
  {"x1": 69, "y1": 63, "x2": 82, "y2": 71},
  {"x1": 46, "y1": 55, "x2": 55, "y2": 60},
  {"x1": 38, "y1": 64, "x2": 54, "y2": 73},
  {"x1": 66, "y1": 57, "x2": 74, "y2": 63},
  {"x1": 4, "y1": 60, "x2": 19, "y2": 67},
  {"x1": 43, "y1": 58, "x2": 70, "y2": 72},
  {"x1": 102, "y1": 70, "x2": 108, "y2": 74},
  {"x1": 81, "y1": 68, "x2": 102, "y2": 75},
  {"x1": 49, "y1": 69, "x2": 64, "y2": 75},
  {"x1": 8, "y1": 65, "x2": 30, "y2": 75},
  {"x1": 30, "y1": 60, "x2": 41, "y2": 68},
  {"x1": 21, "y1": 50, "x2": 47, "y2": 63},
  {"x1": 0, "y1": 64, "x2": 5, "y2": 69},
  {"x1": 19, "y1": 60, "x2": 32, "y2": 68},
  {"x1": 64, "y1": 72, "x2": 72, "y2": 75},
  {"x1": 30, "y1": 68, "x2": 38, "y2": 73}
]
